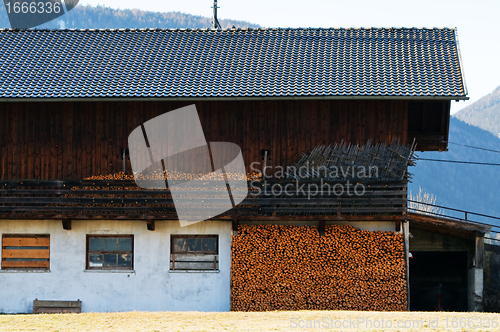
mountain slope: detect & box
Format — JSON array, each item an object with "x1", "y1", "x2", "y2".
[
  {"x1": 410, "y1": 117, "x2": 500, "y2": 225},
  {"x1": 0, "y1": 4, "x2": 261, "y2": 29},
  {"x1": 454, "y1": 85, "x2": 500, "y2": 136}
]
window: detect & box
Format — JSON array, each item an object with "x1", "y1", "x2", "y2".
[
  {"x1": 86, "y1": 235, "x2": 133, "y2": 270},
  {"x1": 1, "y1": 235, "x2": 50, "y2": 270},
  {"x1": 170, "y1": 235, "x2": 218, "y2": 271}
]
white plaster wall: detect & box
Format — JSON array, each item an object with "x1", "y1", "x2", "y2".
[{"x1": 0, "y1": 219, "x2": 231, "y2": 313}]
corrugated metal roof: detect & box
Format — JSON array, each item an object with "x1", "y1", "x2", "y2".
[{"x1": 0, "y1": 27, "x2": 467, "y2": 100}]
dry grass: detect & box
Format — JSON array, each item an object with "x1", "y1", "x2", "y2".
[
  {"x1": 408, "y1": 187, "x2": 443, "y2": 216},
  {"x1": 1, "y1": 310, "x2": 500, "y2": 331}
]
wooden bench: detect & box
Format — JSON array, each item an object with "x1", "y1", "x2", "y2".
[{"x1": 33, "y1": 299, "x2": 82, "y2": 314}]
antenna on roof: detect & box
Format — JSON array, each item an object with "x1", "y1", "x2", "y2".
[{"x1": 211, "y1": 0, "x2": 221, "y2": 29}]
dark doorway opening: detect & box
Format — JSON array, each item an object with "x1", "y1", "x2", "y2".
[{"x1": 410, "y1": 251, "x2": 468, "y2": 311}]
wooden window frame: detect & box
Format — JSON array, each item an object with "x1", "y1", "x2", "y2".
[
  {"x1": 85, "y1": 235, "x2": 134, "y2": 271},
  {"x1": 1, "y1": 234, "x2": 50, "y2": 271},
  {"x1": 170, "y1": 235, "x2": 219, "y2": 271},
  {"x1": 171, "y1": 235, "x2": 218, "y2": 254}
]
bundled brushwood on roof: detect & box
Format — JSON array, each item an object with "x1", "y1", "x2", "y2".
[{"x1": 286, "y1": 139, "x2": 417, "y2": 181}]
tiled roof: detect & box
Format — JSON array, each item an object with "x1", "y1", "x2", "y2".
[{"x1": 0, "y1": 27, "x2": 467, "y2": 99}]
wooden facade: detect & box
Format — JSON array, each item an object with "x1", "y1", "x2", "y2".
[{"x1": 0, "y1": 99, "x2": 448, "y2": 180}]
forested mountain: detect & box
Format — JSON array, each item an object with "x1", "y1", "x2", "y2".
[
  {"x1": 410, "y1": 116, "x2": 500, "y2": 225},
  {"x1": 454, "y1": 85, "x2": 500, "y2": 136},
  {"x1": 0, "y1": 4, "x2": 260, "y2": 29}
]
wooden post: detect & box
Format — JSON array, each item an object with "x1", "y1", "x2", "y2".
[
  {"x1": 62, "y1": 219, "x2": 71, "y2": 230},
  {"x1": 318, "y1": 220, "x2": 325, "y2": 236},
  {"x1": 232, "y1": 219, "x2": 238, "y2": 236},
  {"x1": 475, "y1": 232, "x2": 485, "y2": 269},
  {"x1": 147, "y1": 220, "x2": 155, "y2": 231},
  {"x1": 395, "y1": 220, "x2": 401, "y2": 232},
  {"x1": 403, "y1": 220, "x2": 410, "y2": 311}
]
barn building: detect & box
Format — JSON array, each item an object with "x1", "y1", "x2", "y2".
[
  {"x1": 0, "y1": 27, "x2": 470, "y2": 313},
  {"x1": 407, "y1": 212, "x2": 491, "y2": 311}
]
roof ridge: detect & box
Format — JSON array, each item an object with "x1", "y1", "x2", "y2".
[{"x1": 0, "y1": 27, "x2": 457, "y2": 32}]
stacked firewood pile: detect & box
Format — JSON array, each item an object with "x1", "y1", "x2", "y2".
[
  {"x1": 58, "y1": 171, "x2": 262, "y2": 214},
  {"x1": 83, "y1": 171, "x2": 262, "y2": 182},
  {"x1": 231, "y1": 224, "x2": 407, "y2": 311}
]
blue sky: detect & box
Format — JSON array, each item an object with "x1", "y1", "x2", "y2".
[{"x1": 82, "y1": 0, "x2": 500, "y2": 114}]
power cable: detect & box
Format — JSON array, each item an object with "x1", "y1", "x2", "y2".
[
  {"x1": 418, "y1": 158, "x2": 500, "y2": 166},
  {"x1": 449, "y1": 141, "x2": 500, "y2": 154}
]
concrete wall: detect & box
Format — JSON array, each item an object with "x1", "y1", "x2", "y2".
[
  {"x1": 468, "y1": 268, "x2": 484, "y2": 312},
  {"x1": 0, "y1": 219, "x2": 231, "y2": 313}
]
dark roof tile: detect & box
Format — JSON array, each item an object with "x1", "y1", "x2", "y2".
[{"x1": 0, "y1": 27, "x2": 467, "y2": 99}]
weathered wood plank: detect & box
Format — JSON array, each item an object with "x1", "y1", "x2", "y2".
[
  {"x1": 50, "y1": 107, "x2": 57, "y2": 179},
  {"x1": 0, "y1": 107, "x2": 6, "y2": 178},
  {"x1": 319, "y1": 99, "x2": 329, "y2": 147},
  {"x1": 33, "y1": 307, "x2": 81, "y2": 314},
  {"x1": 20, "y1": 107, "x2": 27, "y2": 178},
  {"x1": 9, "y1": 103, "x2": 17, "y2": 178},
  {"x1": 170, "y1": 262, "x2": 218, "y2": 270},
  {"x1": 269, "y1": 100, "x2": 278, "y2": 177},
  {"x1": 171, "y1": 254, "x2": 218, "y2": 261},
  {"x1": 2, "y1": 249, "x2": 50, "y2": 259},
  {"x1": 2, "y1": 237, "x2": 50, "y2": 247},
  {"x1": 33, "y1": 300, "x2": 81, "y2": 308},
  {"x1": 66, "y1": 104, "x2": 74, "y2": 178},
  {"x1": 33, "y1": 299, "x2": 82, "y2": 314},
  {"x1": 249, "y1": 101, "x2": 259, "y2": 172},
  {"x1": 56, "y1": 105, "x2": 64, "y2": 180},
  {"x1": 2, "y1": 260, "x2": 49, "y2": 268},
  {"x1": 260, "y1": 101, "x2": 271, "y2": 175}
]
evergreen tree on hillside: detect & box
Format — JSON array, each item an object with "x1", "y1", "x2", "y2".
[{"x1": 0, "y1": 4, "x2": 260, "y2": 29}]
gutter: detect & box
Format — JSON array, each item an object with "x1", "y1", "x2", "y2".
[{"x1": 0, "y1": 95, "x2": 470, "y2": 103}]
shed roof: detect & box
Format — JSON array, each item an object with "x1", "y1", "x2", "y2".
[
  {"x1": 0, "y1": 27, "x2": 467, "y2": 100},
  {"x1": 409, "y1": 212, "x2": 491, "y2": 234}
]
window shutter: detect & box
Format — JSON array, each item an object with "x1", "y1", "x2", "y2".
[{"x1": 2, "y1": 235, "x2": 50, "y2": 270}]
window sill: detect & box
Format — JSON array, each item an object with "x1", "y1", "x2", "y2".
[
  {"x1": 84, "y1": 270, "x2": 135, "y2": 273},
  {"x1": 1, "y1": 269, "x2": 50, "y2": 273},
  {"x1": 169, "y1": 270, "x2": 220, "y2": 273}
]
